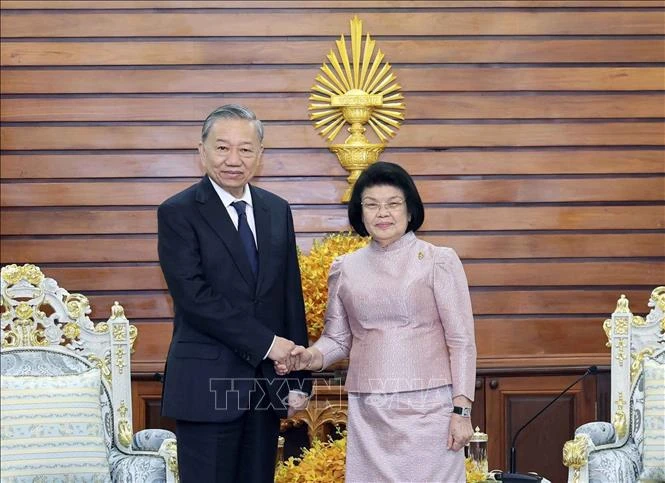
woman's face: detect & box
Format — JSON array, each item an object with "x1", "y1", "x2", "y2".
[{"x1": 361, "y1": 184, "x2": 410, "y2": 247}]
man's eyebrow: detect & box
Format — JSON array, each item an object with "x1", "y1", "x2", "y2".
[{"x1": 214, "y1": 138, "x2": 255, "y2": 145}]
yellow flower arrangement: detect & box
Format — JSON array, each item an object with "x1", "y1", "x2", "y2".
[
  {"x1": 275, "y1": 435, "x2": 488, "y2": 482},
  {"x1": 275, "y1": 433, "x2": 346, "y2": 483},
  {"x1": 465, "y1": 456, "x2": 489, "y2": 483},
  {"x1": 298, "y1": 232, "x2": 369, "y2": 340}
]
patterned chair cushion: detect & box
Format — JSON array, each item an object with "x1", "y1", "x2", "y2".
[
  {"x1": 639, "y1": 356, "x2": 665, "y2": 482},
  {"x1": 0, "y1": 368, "x2": 111, "y2": 482}
]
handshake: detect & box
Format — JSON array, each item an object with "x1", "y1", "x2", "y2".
[{"x1": 268, "y1": 336, "x2": 323, "y2": 375}]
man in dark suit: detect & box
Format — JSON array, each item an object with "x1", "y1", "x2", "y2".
[{"x1": 157, "y1": 105, "x2": 311, "y2": 482}]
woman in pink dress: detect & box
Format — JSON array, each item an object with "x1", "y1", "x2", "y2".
[{"x1": 278, "y1": 162, "x2": 477, "y2": 482}]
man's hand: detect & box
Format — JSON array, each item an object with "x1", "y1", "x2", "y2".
[
  {"x1": 274, "y1": 346, "x2": 323, "y2": 375},
  {"x1": 267, "y1": 336, "x2": 295, "y2": 365},
  {"x1": 287, "y1": 390, "x2": 309, "y2": 418}
]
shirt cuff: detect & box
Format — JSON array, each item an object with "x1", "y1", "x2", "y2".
[{"x1": 263, "y1": 335, "x2": 276, "y2": 360}]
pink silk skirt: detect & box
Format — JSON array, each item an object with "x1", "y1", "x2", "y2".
[{"x1": 345, "y1": 385, "x2": 465, "y2": 483}]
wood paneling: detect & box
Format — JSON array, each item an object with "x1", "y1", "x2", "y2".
[
  {"x1": 3, "y1": 233, "x2": 664, "y2": 264},
  {"x1": 3, "y1": 123, "x2": 664, "y2": 150},
  {"x1": 3, "y1": 150, "x2": 663, "y2": 179},
  {"x1": 4, "y1": 11, "x2": 664, "y2": 37},
  {"x1": 81, "y1": 289, "x2": 650, "y2": 321},
  {"x1": 3, "y1": 40, "x2": 664, "y2": 65},
  {"x1": 2, "y1": 1, "x2": 664, "y2": 9},
  {"x1": 4, "y1": 67, "x2": 663, "y2": 93},
  {"x1": 1, "y1": 1, "x2": 663, "y2": 378},
  {"x1": 5, "y1": 94, "x2": 664, "y2": 122},
  {"x1": 3, "y1": 179, "x2": 663, "y2": 207},
  {"x1": 34, "y1": 261, "x2": 665, "y2": 292},
  {"x1": 2, "y1": 206, "x2": 664, "y2": 235}
]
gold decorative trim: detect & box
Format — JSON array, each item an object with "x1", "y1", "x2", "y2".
[
  {"x1": 62, "y1": 322, "x2": 81, "y2": 344},
  {"x1": 163, "y1": 439, "x2": 179, "y2": 482},
  {"x1": 95, "y1": 322, "x2": 110, "y2": 334},
  {"x1": 281, "y1": 403, "x2": 348, "y2": 443},
  {"x1": 651, "y1": 286, "x2": 665, "y2": 312},
  {"x1": 87, "y1": 354, "x2": 113, "y2": 387},
  {"x1": 1, "y1": 263, "x2": 44, "y2": 285},
  {"x1": 128, "y1": 324, "x2": 138, "y2": 354},
  {"x1": 115, "y1": 347, "x2": 126, "y2": 374},
  {"x1": 614, "y1": 316, "x2": 628, "y2": 335},
  {"x1": 602, "y1": 318, "x2": 612, "y2": 347},
  {"x1": 110, "y1": 301, "x2": 125, "y2": 320},
  {"x1": 612, "y1": 392, "x2": 627, "y2": 439},
  {"x1": 65, "y1": 293, "x2": 90, "y2": 319},
  {"x1": 2, "y1": 318, "x2": 48, "y2": 348},
  {"x1": 112, "y1": 323, "x2": 126, "y2": 342},
  {"x1": 615, "y1": 294, "x2": 631, "y2": 314},
  {"x1": 117, "y1": 401, "x2": 133, "y2": 448},
  {"x1": 631, "y1": 348, "x2": 655, "y2": 383},
  {"x1": 563, "y1": 434, "x2": 589, "y2": 483},
  {"x1": 615, "y1": 338, "x2": 626, "y2": 366}
]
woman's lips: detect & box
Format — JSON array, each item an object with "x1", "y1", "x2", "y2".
[{"x1": 375, "y1": 223, "x2": 392, "y2": 229}]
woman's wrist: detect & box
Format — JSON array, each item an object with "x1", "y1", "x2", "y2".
[{"x1": 305, "y1": 348, "x2": 324, "y2": 371}]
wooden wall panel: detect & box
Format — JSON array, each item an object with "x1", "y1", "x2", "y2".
[
  {"x1": 4, "y1": 67, "x2": 664, "y2": 93},
  {"x1": 5, "y1": 93, "x2": 664, "y2": 121},
  {"x1": 4, "y1": 11, "x2": 663, "y2": 37},
  {"x1": 3, "y1": 150, "x2": 664, "y2": 178},
  {"x1": 3, "y1": 234, "x2": 664, "y2": 264},
  {"x1": 1, "y1": 1, "x2": 663, "y2": 375}
]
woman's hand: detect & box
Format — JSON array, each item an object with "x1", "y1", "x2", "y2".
[
  {"x1": 448, "y1": 413, "x2": 474, "y2": 452},
  {"x1": 273, "y1": 346, "x2": 323, "y2": 375},
  {"x1": 448, "y1": 395, "x2": 474, "y2": 451}
]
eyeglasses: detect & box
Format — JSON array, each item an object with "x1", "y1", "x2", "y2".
[{"x1": 361, "y1": 199, "x2": 406, "y2": 213}]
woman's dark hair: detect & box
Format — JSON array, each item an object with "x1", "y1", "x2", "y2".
[{"x1": 348, "y1": 161, "x2": 425, "y2": 237}]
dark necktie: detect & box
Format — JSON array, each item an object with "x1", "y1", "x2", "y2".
[{"x1": 231, "y1": 201, "x2": 258, "y2": 276}]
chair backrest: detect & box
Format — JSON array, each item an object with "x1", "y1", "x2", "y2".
[
  {"x1": 603, "y1": 286, "x2": 665, "y2": 445},
  {"x1": 0, "y1": 263, "x2": 137, "y2": 452}
]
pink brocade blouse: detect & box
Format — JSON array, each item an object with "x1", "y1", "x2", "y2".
[{"x1": 312, "y1": 231, "x2": 477, "y2": 400}]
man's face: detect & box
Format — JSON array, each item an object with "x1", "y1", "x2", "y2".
[{"x1": 198, "y1": 118, "x2": 263, "y2": 198}]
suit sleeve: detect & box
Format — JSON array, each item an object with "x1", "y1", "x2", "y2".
[
  {"x1": 433, "y1": 248, "x2": 477, "y2": 401},
  {"x1": 282, "y1": 205, "x2": 313, "y2": 395},
  {"x1": 157, "y1": 202, "x2": 274, "y2": 366}
]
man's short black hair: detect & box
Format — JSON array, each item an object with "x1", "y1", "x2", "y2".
[{"x1": 348, "y1": 161, "x2": 425, "y2": 237}]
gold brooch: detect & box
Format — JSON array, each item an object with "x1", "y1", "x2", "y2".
[{"x1": 418, "y1": 251, "x2": 424, "y2": 260}]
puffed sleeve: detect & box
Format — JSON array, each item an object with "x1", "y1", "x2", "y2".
[
  {"x1": 433, "y1": 247, "x2": 477, "y2": 401},
  {"x1": 311, "y1": 256, "x2": 352, "y2": 369}
]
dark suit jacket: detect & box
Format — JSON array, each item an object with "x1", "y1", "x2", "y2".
[{"x1": 157, "y1": 176, "x2": 311, "y2": 422}]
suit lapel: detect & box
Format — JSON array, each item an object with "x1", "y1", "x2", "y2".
[
  {"x1": 251, "y1": 185, "x2": 272, "y2": 295},
  {"x1": 196, "y1": 177, "x2": 256, "y2": 287}
]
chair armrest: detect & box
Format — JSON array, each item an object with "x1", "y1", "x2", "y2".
[
  {"x1": 575, "y1": 421, "x2": 616, "y2": 446},
  {"x1": 132, "y1": 428, "x2": 176, "y2": 452}
]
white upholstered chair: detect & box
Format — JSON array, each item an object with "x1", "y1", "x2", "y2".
[
  {"x1": 563, "y1": 287, "x2": 665, "y2": 483},
  {"x1": 0, "y1": 264, "x2": 179, "y2": 482}
]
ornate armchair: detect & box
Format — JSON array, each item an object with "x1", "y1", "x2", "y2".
[
  {"x1": 0, "y1": 264, "x2": 179, "y2": 482},
  {"x1": 563, "y1": 287, "x2": 665, "y2": 483}
]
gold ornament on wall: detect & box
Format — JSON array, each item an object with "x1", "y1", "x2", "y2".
[{"x1": 309, "y1": 15, "x2": 405, "y2": 202}]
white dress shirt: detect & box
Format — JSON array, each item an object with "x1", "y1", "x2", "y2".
[{"x1": 209, "y1": 178, "x2": 258, "y2": 248}]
